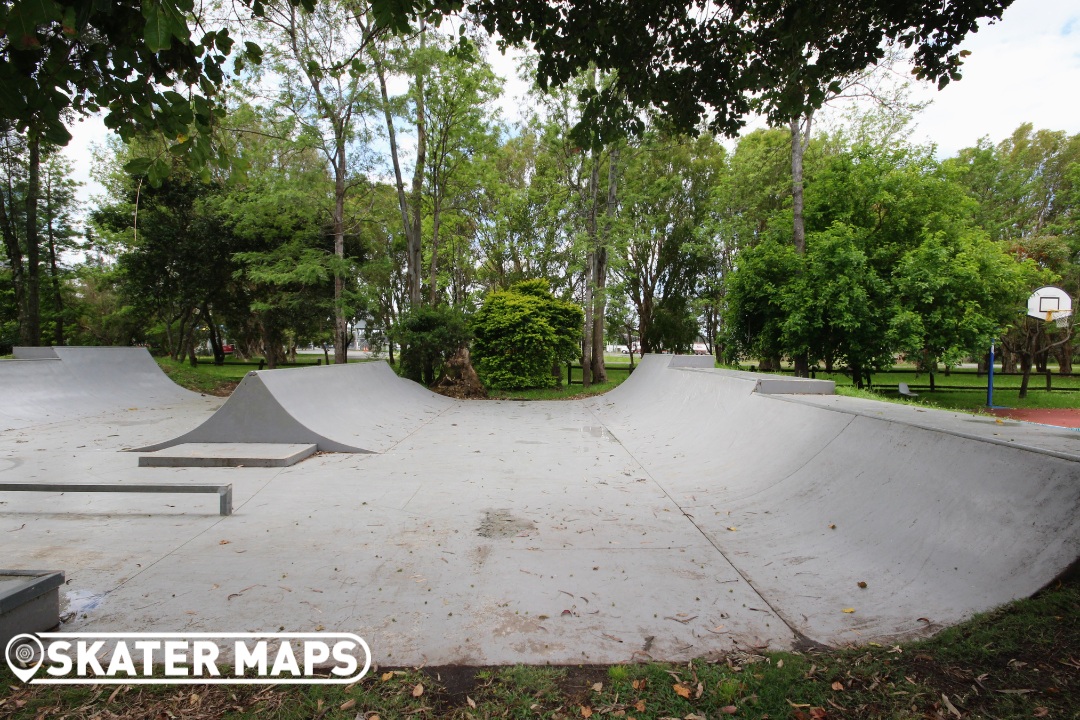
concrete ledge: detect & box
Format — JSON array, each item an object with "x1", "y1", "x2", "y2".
[
  {"x1": 752, "y1": 377, "x2": 836, "y2": 395},
  {"x1": 0, "y1": 483, "x2": 233, "y2": 516},
  {"x1": 0, "y1": 570, "x2": 64, "y2": 646},
  {"x1": 12, "y1": 347, "x2": 59, "y2": 359},
  {"x1": 138, "y1": 443, "x2": 318, "y2": 468}
]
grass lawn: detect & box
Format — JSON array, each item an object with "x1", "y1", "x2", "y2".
[
  {"x1": 488, "y1": 360, "x2": 636, "y2": 401},
  {"x1": 3, "y1": 576, "x2": 1077, "y2": 718},
  {"x1": 155, "y1": 355, "x2": 375, "y2": 396}
]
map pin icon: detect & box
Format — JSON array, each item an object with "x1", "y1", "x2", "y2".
[{"x1": 5, "y1": 634, "x2": 45, "y2": 683}]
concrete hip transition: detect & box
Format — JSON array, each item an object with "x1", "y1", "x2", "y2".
[{"x1": 1, "y1": 349, "x2": 1078, "y2": 665}]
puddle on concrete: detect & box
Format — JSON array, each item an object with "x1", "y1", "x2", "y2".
[
  {"x1": 64, "y1": 589, "x2": 105, "y2": 617},
  {"x1": 477, "y1": 509, "x2": 535, "y2": 539}
]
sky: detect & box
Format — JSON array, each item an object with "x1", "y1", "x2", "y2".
[{"x1": 61, "y1": 0, "x2": 1080, "y2": 210}]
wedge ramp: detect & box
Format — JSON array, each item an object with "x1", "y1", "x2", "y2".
[{"x1": 138, "y1": 360, "x2": 453, "y2": 453}]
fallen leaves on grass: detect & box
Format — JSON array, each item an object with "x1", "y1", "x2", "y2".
[{"x1": 673, "y1": 683, "x2": 692, "y2": 698}]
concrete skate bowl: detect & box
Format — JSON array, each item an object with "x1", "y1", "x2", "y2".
[
  {"x1": 0, "y1": 346, "x2": 201, "y2": 429},
  {"x1": 589, "y1": 355, "x2": 1080, "y2": 645},
  {"x1": 131, "y1": 352, "x2": 1079, "y2": 646},
  {"x1": 139, "y1": 360, "x2": 454, "y2": 453}
]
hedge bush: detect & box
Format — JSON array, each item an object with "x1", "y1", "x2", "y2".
[{"x1": 471, "y1": 280, "x2": 583, "y2": 390}]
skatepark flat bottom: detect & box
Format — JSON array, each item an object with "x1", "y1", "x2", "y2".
[{"x1": 1, "y1": 354, "x2": 1078, "y2": 666}]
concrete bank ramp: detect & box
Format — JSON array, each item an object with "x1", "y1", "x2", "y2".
[
  {"x1": 139, "y1": 361, "x2": 453, "y2": 453},
  {"x1": 0, "y1": 347, "x2": 200, "y2": 428},
  {"x1": 590, "y1": 355, "x2": 1080, "y2": 645}
]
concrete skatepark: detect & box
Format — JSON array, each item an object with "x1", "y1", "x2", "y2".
[{"x1": 1, "y1": 347, "x2": 1078, "y2": 665}]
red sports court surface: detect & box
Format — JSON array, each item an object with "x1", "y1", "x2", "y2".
[{"x1": 989, "y1": 407, "x2": 1080, "y2": 429}]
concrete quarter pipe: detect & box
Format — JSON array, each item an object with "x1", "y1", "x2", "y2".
[{"x1": 0, "y1": 347, "x2": 202, "y2": 429}]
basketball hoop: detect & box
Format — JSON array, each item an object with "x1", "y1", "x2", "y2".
[{"x1": 1029, "y1": 287, "x2": 1073, "y2": 329}]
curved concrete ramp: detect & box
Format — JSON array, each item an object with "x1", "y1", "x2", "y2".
[
  {"x1": 139, "y1": 361, "x2": 453, "y2": 453},
  {"x1": 1, "y1": 347, "x2": 199, "y2": 429},
  {"x1": 590, "y1": 355, "x2": 1080, "y2": 645}
]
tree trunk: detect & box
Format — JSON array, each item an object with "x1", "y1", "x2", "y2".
[
  {"x1": 261, "y1": 319, "x2": 278, "y2": 370},
  {"x1": 428, "y1": 201, "x2": 442, "y2": 305},
  {"x1": 173, "y1": 311, "x2": 189, "y2": 361},
  {"x1": 185, "y1": 317, "x2": 199, "y2": 368},
  {"x1": 332, "y1": 136, "x2": 348, "y2": 364},
  {"x1": 163, "y1": 316, "x2": 175, "y2": 361},
  {"x1": 205, "y1": 306, "x2": 224, "y2": 365},
  {"x1": 409, "y1": 24, "x2": 428, "y2": 306},
  {"x1": 789, "y1": 113, "x2": 812, "y2": 256},
  {"x1": 1019, "y1": 350, "x2": 1033, "y2": 399},
  {"x1": 375, "y1": 54, "x2": 423, "y2": 308},
  {"x1": 794, "y1": 353, "x2": 809, "y2": 378},
  {"x1": 1002, "y1": 348, "x2": 1017, "y2": 374},
  {"x1": 582, "y1": 249, "x2": 594, "y2": 389},
  {"x1": 24, "y1": 132, "x2": 41, "y2": 346},
  {"x1": 1035, "y1": 348, "x2": 1047, "y2": 373},
  {"x1": 1055, "y1": 340, "x2": 1073, "y2": 374},
  {"x1": 592, "y1": 146, "x2": 618, "y2": 384},
  {"x1": 45, "y1": 185, "x2": 64, "y2": 346}
]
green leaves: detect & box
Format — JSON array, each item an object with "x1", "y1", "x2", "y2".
[
  {"x1": 471, "y1": 281, "x2": 583, "y2": 390},
  {"x1": 3, "y1": 0, "x2": 62, "y2": 50},
  {"x1": 141, "y1": 0, "x2": 189, "y2": 52}
]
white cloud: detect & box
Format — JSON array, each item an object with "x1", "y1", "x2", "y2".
[{"x1": 908, "y1": 0, "x2": 1080, "y2": 156}]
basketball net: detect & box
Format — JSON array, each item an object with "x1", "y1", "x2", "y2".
[{"x1": 1045, "y1": 310, "x2": 1072, "y2": 329}]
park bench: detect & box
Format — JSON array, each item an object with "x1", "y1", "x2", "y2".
[{"x1": 0, "y1": 483, "x2": 233, "y2": 516}]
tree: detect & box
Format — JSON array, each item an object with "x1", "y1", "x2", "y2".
[
  {"x1": 471, "y1": 279, "x2": 582, "y2": 389},
  {"x1": 946, "y1": 125, "x2": 1080, "y2": 372},
  {"x1": 211, "y1": 102, "x2": 366, "y2": 368},
  {"x1": 395, "y1": 303, "x2": 470, "y2": 385},
  {"x1": 257, "y1": 0, "x2": 384, "y2": 363},
  {"x1": 614, "y1": 130, "x2": 725, "y2": 353},
  {"x1": 39, "y1": 152, "x2": 82, "y2": 345},
  {"x1": 471, "y1": 0, "x2": 1014, "y2": 146},
  {"x1": 1, "y1": 0, "x2": 241, "y2": 175},
  {"x1": 891, "y1": 228, "x2": 1040, "y2": 387},
  {"x1": 370, "y1": 20, "x2": 429, "y2": 308},
  {"x1": 417, "y1": 41, "x2": 501, "y2": 306}
]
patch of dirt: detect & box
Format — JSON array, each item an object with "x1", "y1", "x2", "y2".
[
  {"x1": 418, "y1": 664, "x2": 610, "y2": 714},
  {"x1": 477, "y1": 509, "x2": 535, "y2": 539},
  {"x1": 208, "y1": 381, "x2": 239, "y2": 397}
]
